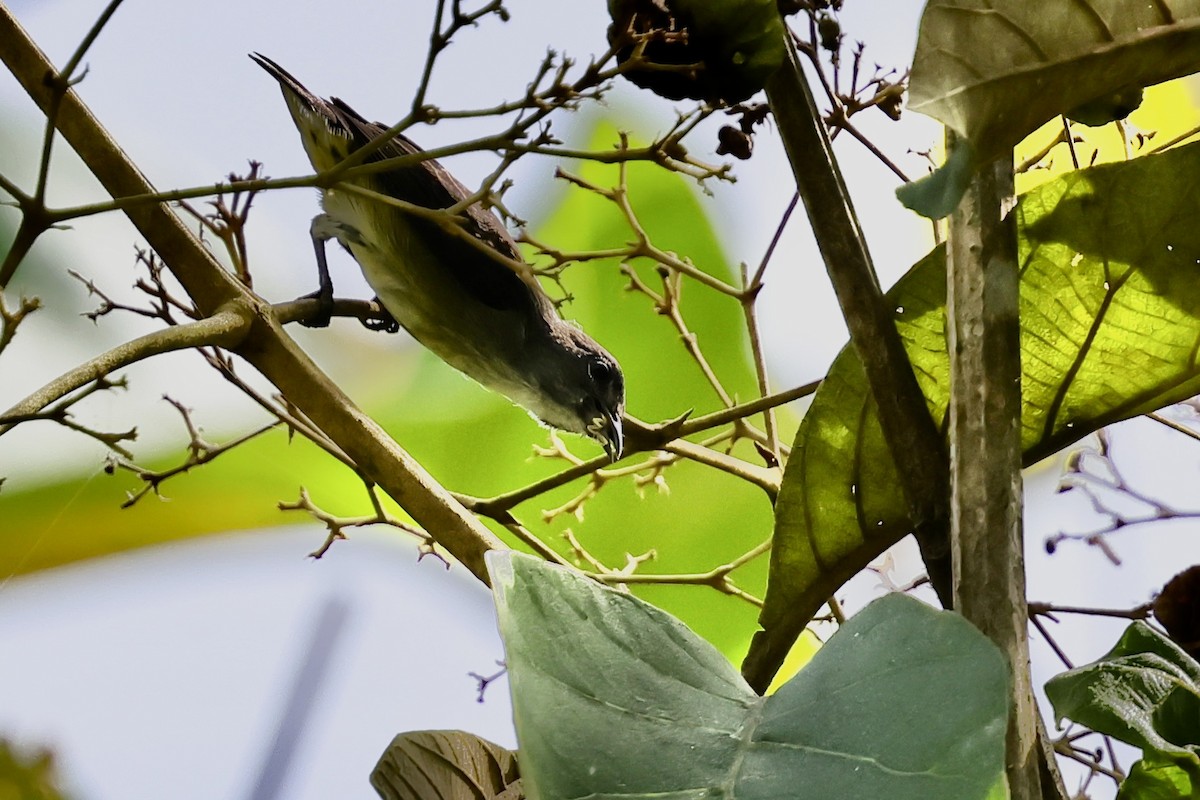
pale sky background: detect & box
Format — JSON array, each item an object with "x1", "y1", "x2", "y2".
[{"x1": 1, "y1": 2, "x2": 1198, "y2": 799}]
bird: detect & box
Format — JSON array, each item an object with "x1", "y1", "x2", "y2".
[{"x1": 251, "y1": 54, "x2": 625, "y2": 460}]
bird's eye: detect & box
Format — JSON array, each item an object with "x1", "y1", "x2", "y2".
[{"x1": 589, "y1": 360, "x2": 611, "y2": 383}]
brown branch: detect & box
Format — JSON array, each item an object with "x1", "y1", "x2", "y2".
[
  {"x1": 660, "y1": 439, "x2": 778, "y2": 499},
  {"x1": 621, "y1": 263, "x2": 734, "y2": 408},
  {"x1": 740, "y1": 191, "x2": 800, "y2": 461},
  {"x1": 745, "y1": 34, "x2": 951, "y2": 692},
  {"x1": 0, "y1": 290, "x2": 41, "y2": 356},
  {"x1": 948, "y1": 146, "x2": 1066, "y2": 800},
  {"x1": 1029, "y1": 601, "x2": 1153, "y2": 621}
]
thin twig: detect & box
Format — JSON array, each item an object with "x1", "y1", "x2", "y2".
[
  {"x1": 0, "y1": 306, "x2": 251, "y2": 431},
  {"x1": 460, "y1": 383, "x2": 817, "y2": 518},
  {"x1": 740, "y1": 191, "x2": 800, "y2": 460},
  {"x1": 109, "y1": 398, "x2": 282, "y2": 507},
  {"x1": 588, "y1": 539, "x2": 771, "y2": 608},
  {"x1": 279, "y1": 485, "x2": 444, "y2": 562}
]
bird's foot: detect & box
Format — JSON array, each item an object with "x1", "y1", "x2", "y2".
[
  {"x1": 361, "y1": 297, "x2": 400, "y2": 334},
  {"x1": 298, "y1": 287, "x2": 335, "y2": 329}
]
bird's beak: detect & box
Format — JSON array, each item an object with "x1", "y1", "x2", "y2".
[{"x1": 588, "y1": 410, "x2": 624, "y2": 462}]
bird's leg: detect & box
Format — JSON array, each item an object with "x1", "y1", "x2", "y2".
[
  {"x1": 303, "y1": 215, "x2": 397, "y2": 332},
  {"x1": 301, "y1": 214, "x2": 338, "y2": 328}
]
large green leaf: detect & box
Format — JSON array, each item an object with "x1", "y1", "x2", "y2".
[
  {"x1": 1046, "y1": 622, "x2": 1200, "y2": 792},
  {"x1": 746, "y1": 142, "x2": 1200, "y2": 686},
  {"x1": 899, "y1": 0, "x2": 1200, "y2": 217},
  {"x1": 490, "y1": 551, "x2": 1008, "y2": 800}
]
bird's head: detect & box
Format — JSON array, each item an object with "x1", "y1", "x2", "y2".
[
  {"x1": 527, "y1": 326, "x2": 625, "y2": 461},
  {"x1": 579, "y1": 349, "x2": 625, "y2": 462}
]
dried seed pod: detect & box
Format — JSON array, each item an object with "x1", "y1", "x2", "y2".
[{"x1": 716, "y1": 125, "x2": 754, "y2": 159}]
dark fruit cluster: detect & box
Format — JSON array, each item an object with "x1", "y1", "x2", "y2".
[{"x1": 607, "y1": 0, "x2": 785, "y2": 105}]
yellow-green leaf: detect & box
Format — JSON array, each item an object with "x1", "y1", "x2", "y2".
[{"x1": 747, "y1": 142, "x2": 1200, "y2": 685}]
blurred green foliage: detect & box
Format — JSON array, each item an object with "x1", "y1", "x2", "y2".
[{"x1": 0, "y1": 738, "x2": 71, "y2": 800}]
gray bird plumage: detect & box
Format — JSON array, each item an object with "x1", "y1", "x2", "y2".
[{"x1": 252, "y1": 54, "x2": 625, "y2": 459}]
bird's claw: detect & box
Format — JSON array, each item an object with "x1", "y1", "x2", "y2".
[{"x1": 361, "y1": 298, "x2": 400, "y2": 334}]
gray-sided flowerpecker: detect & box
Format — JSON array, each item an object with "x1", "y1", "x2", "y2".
[{"x1": 253, "y1": 54, "x2": 625, "y2": 460}]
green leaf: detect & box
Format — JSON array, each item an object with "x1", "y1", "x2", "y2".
[
  {"x1": 1104, "y1": 621, "x2": 1200, "y2": 685},
  {"x1": 984, "y1": 775, "x2": 1012, "y2": 800},
  {"x1": 1046, "y1": 622, "x2": 1200, "y2": 787},
  {"x1": 748, "y1": 142, "x2": 1200, "y2": 686},
  {"x1": 1066, "y1": 85, "x2": 1145, "y2": 128},
  {"x1": 370, "y1": 731, "x2": 523, "y2": 800},
  {"x1": 1118, "y1": 754, "x2": 1197, "y2": 800},
  {"x1": 901, "y1": 0, "x2": 1200, "y2": 217},
  {"x1": 894, "y1": 138, "x2": 975, "y2": 221},
  {"x1": 489, "y1": 551, "x2": 1008, "y2": 800}
]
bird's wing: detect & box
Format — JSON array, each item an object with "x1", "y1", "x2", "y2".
[
  {"x1": 251, "y1": 53, "x2": 540, "y2": 314},
  {"x1": 327, "y1": 98, "x2": 540, "y2": 314}
]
